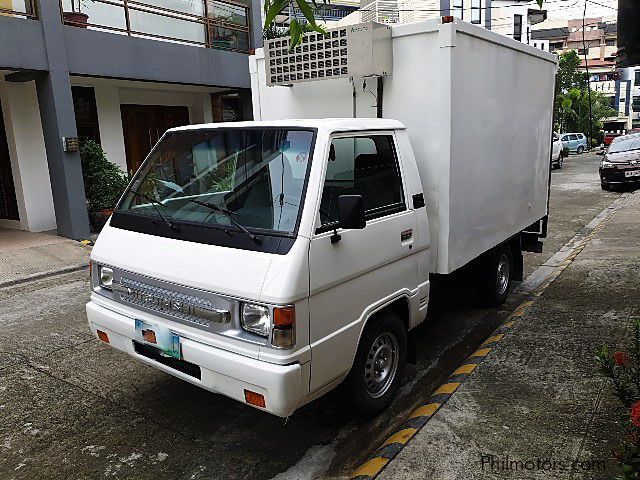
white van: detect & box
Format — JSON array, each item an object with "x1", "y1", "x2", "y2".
[{"x1": 87, "y1": 20, "x2": 556, "y2": 417}]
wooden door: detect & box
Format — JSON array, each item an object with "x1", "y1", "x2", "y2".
[
  {"x1": 0, "y1": 101, "x2": 19, "y2": 221},
  {"x1": 120, "y1": 104, "x2": 190, "y2": 175}
]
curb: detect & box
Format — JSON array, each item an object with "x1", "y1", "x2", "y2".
[{"x1": 349, "y1": 193, "x2": 628, "y2": 480}]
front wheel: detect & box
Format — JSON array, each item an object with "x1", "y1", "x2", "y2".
[
  {"x1": 601, "y1": 182, "x2": 610, "y2": 191},
  {"x1": 345, "y1": 312, "x2": 407, "y2": 417},
  {"x1": 477, "y1": 245, "x2": 513, "y2": 307}
]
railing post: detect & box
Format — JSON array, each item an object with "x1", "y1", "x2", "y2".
[
  {"x1": 203, "y1": 0, "x2": 210, "y2": 48},
  {"x1": 123, "y1": 0, "x2": 132, "y2": 36}
]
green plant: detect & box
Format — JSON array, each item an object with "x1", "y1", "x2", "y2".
[
  {"x1": 263, "y1": 0, "x2": 327, "y2": 48},
  {"x1": 80, "y1": 140, "x2": 130, "y2": 212},
  {"x1": 597, "y1": 318, "x2": 640, "y2": 479}
]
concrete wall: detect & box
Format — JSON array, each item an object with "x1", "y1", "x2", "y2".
[{"x1": 0, "y1": 79, "x2": 56, "y2": 232}]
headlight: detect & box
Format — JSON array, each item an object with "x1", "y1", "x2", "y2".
[
  {"x1": 99, "y1": 266, "x2": 114, "y2": 290},
  {"x1": 601, "y1": 160, "x2": 615, "y2": 169},
  {"x1": 241, "y1": 303, "x2": 271, "y2": 337}
]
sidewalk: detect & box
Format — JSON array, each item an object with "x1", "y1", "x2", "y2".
[
  {"x1": 378, "y1": 191, "x2": 640, "y2": 479},
  {"x1": 0, "y1": 229, "x2": 91, "y2": 287}
]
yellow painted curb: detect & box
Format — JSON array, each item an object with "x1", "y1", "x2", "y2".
[
  {"x1": 409, "y1": 403, "x2": 441, "y2": 419},
  {"x1": 382, "y1": 428, "x2": 418, "y2": 447},
  {"x1": 350, "y1": 457, "x2": 389, "y2": 478},
  {"x1": 434, "y1": 382, "x2": 461, "y2": 395}
]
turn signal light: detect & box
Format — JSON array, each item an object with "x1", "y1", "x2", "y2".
[
  {"x1": 272, "y1": 306, "x2": 295, "y2": 349},
  {"x1": 274, "y1": 306, "x2": 295, "y2": 327},
  {"x1": 244, "y1": 389, "x2": 266, "y2": 408},
  {"x1": 442, "y1": 15, "x2": 454, "y2": 23},
  {"x1": 97, "y1": 329, "x2": 109, "y2": 343}
]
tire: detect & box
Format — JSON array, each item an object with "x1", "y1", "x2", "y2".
[
  {"x1": 477, "y1": 245, "x2": 513, "y2": 307},
  {"x1": 557, "y1": 155, "x2": 563, "y2": 169},
  {"x1": 577, "y1": 146, "x2": 584, "y2": 154},
  {"x1": 345, "y1": 312, "x2": 407, "y2": 417},
  {"x1": 601, "y1": 182, "x2": 610, "y2": 191}
]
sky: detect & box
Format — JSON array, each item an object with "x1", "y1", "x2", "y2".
[{"x1": 540, "y1": 0, "x2": 618, "y2": 20}]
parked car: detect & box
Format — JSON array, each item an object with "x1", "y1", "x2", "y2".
[
  {"x1": 551, "y1": 132, "x2": 564, "y2": 169},
  {"x1": 600, "y1": 132, "x2": 640, "y2": 190},
  {"x1": 560, "y1": 132, "x2": 588, "y2": 154}
]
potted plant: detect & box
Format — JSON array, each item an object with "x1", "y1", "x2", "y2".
[
  {"x1": 80, "y1": 140, "x2": 130, "y2": 232},
  {"x1": 63, "y1": 0, "x2": 92, "y2": 27}
]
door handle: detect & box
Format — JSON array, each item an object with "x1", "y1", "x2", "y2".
[{"x1": 401, "y1": 229, "x2": 413, "y2": 242}]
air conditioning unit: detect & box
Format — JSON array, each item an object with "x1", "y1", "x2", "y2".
[{"x1": 264, "y1": 22, "x2": 393, "y2": 87}]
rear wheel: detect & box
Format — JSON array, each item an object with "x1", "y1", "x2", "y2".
[
  {"x1": 577, "y1": 146, "x2": 584, "y2": 154},
  {"x1": 557, "y1": 155, "x2": 563, "y2": 169},
  {"x1": 345, "y1": 312, "x2": 407, "y2": 417},
  {"x1": 477, "y1": 245, "x2": 513, "y2": 307}
]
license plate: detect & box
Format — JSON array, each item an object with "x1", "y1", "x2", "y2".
[
  {"x1": 625, "y1": 170, "x2": 640, "y2": 177},
  {"x1": 134, "y1": 319, "x2": 181, "y2": 359}
]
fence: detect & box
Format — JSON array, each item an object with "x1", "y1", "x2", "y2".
[{"x1": 60, "y1": 0, "x2": 251, "y2": 53}]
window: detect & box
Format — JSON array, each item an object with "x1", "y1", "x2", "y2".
[
  {"x1": 453, "y1": 0, "x2": 463, "y2": 19},
  {"x1": 633, "y1": 96, "x2": 640, "y2": 111},
  {"x1": 569, "y1": 134, "x2": 578, "y2": 140},
  {"x1": 550, "y1": 42, "x2": 564, "y2": 52},
  {"x1": 318, "y1": 135, "x2": 405, "y2": 229},
  {"x1": 605, "y1": 39, "x2": 616, "y2": 47},
  {"x1": 635, "y1": 70, "x2": 640, "y2": 86},
  {"x1": 513, "y1": 14, "x2": 523, "y2": 42},
  {"x1": 562, "y1": 135, "x2": 569, "y2": 141},
  {"x1": 471, "y1": 0, "x2": 481, "y2": 24}
]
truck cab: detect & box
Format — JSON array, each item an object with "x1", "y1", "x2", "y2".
[{"x1": 87, "y1": 119, "x2": 431, "y2": 417}]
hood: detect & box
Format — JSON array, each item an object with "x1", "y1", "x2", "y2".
[
  {"x1": 606, "y1": 149, "x2": 640, "y2": 164},
  {"x1": 91, "y1": 224, "x2": 275, "y2": 300}
]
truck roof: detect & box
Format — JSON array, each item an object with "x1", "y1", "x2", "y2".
[{"x1": 168, "y1": 118, "x2": 406, "y2": 134}]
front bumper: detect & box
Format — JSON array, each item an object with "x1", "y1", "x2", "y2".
[
  {"x1": 600, "y1": 168, "x2": 640, "y2": 186},
  {"x1": 86, "y1": 301, "x2": 304, "y2": 417}
]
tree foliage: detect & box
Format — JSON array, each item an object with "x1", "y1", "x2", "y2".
[
  {"x1": 263, "y1": 0, "x2": 327, "y2": 48},
  {"x1": 555, "y1": 50, "x2": 616, "y2": 144}
]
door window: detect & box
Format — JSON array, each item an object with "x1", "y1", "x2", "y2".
[
  {"x1": 318, "y1": 134, "x2": 405, "y2": 231},
  {"x1": 569, "y1": 134, "x2": 578, "y2": 140}
]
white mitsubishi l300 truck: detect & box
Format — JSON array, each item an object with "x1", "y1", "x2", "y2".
[{"x1": 86, "y1": 19, "x2": 557, "y2": 417}]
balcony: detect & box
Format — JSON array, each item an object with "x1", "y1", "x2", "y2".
[
  {"x1": 59, "y1": 0, "x2": 251, "y2": 53},
  {"x1": 0, "y1": 0, "x2": 37, "y2": 19}
]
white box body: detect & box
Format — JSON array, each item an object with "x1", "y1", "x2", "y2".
[{"x1": 250, "y1": 19, "x2": 557, "y2": 274}]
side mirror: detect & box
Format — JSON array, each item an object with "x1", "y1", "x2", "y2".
[{"x1": 338, "y1": 195, "x2": 366, "y2": 230}]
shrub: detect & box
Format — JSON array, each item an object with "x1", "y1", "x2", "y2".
[
  {"x1": 80, "y1": 140, "x2": 129, "y2": 212},
  {"x1": 597, "y1": 319, "x2": 640, "y2": 479}
]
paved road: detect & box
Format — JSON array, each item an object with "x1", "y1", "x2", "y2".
[{"x1": 0, "y1": 153, "x2": 622, "y2": 480}]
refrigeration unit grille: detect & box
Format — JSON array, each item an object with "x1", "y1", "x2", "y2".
[
  {"x1": 266, "y1": 28, "x2": 349, "y2": 85},
  {"x1": 264, "y1": 22, "x2": 392, "y2": 86}
]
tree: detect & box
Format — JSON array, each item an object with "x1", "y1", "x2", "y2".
[{"x1": 554, "y1": 50, "x2": 616, "y2": 144}]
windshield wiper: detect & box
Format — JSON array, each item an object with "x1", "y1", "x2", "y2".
[
  {"x1": 184, "y1": 197, "x2": 261, "y2": 244},
  {"x1": 128, "y1": 189, "x2": 179, "y2": 231}
]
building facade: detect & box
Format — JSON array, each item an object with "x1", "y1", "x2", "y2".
[
  {"x1": 531, "y1": 17, "x2": 640, "y2": 132},
  {"x1": 336, "y1": 0, "x2": 546, "y2": 42},
  {"x1": 0, "y1": 0, "x2": 261, "y2": 238}
]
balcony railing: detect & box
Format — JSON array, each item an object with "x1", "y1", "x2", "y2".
[
  {"x1": 0, "y1": 0, "x2": 37, "y2": 19},
  {"x1": 60, "y1": 0, "x2": 251, "y2": 53}
]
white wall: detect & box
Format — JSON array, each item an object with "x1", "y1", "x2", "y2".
[
  {"x1": 94, "y1": 85, "x2": 128, "y2": 171},
  {"x1": 0, "y1": 79, "x2": 57, "y2": 232}
]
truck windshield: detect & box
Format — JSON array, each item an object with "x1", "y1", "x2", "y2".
[{"x1": 117, "y1": 128, "x2": 315, "y2": 236}]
